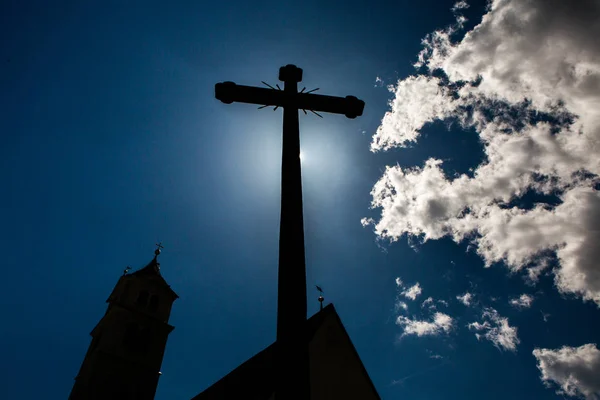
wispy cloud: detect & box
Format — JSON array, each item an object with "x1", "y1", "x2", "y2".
[
  {"x1": 397, "y1": 312, "x2": 454, "y2": 337},
  {"x1": 390, "y1": 360, "x2": 449, "y2": 386},
  {"x1": 421, "y1": 297, "x2": 435, "y2": 309},
  {"x1": 541, "y1": 311, "x2": 551, "y2": 323},
  {"x1": 395, "y1": 300, "x2": 408, "y2": 313},
  {"x1": 426, "y1": 349, "x2": 444, "y2": 360},
  {"x1": 451, "y1": 0, "x2": 469, "y2": 13},
  {"x1": 395, "y1": 278, "x2": 423, "y2": 301},
  {"x1": 456, "y1": 292, "x2": 474, "y2": 306},
  {"x1": 468, "y1": 308, "x2": 520, "y2": 352},
  {"x1": 402, "y1": 283, "x2": 423, "y2": 301},
  {"x1": 509, "y1": 294, "x2": 534, "y2": 310}
]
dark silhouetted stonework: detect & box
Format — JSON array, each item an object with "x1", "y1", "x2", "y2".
[{"x1": 69, "y1": 258, "x2": 178, "y2": 400}]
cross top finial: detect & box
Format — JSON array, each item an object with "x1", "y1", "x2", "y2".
[
  {"x1": 278, "y1": 64, "x2": 302, "y2": 83},
  {"x1": 155, "y1": 242, "x2": 164, "y2": 258},
  {"x1": 316, "y1": 285, "x2": 325, "y2": 311}
]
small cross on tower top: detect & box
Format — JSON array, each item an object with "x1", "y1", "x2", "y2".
[
  {"x1": 155, "y1": 242, "x2": 164, "y2": 258},
  {"x1": 316, "y1": 285, "x2": 325, "y2": 311}
]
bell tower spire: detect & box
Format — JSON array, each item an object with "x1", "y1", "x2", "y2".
[{"x1": 69, "y1": 246, "x2": 178, "y2": 400}]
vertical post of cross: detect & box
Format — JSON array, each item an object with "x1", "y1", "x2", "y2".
[{"x1": 275, "y1": 64, "x2": 310, "y2": 400}]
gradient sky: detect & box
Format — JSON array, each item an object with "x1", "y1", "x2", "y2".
[{"x1": 2, "y1": 1, "x2": 600, "y2": 399}]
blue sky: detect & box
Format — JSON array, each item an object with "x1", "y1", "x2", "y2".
[{"x1": 2, "y1": 0, "x2": 600, "y2": 399}]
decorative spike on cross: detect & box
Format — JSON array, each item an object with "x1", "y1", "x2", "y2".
[{"x1": 215, "y1": 65, "x2": 364, "y2": 400}]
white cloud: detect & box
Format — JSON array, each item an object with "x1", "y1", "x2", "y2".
[
  {"x1": 422, "y1": 297, "x2": 435, "y2": 309},
  {"x1": 421, "y1": 297, "x2": 449, "y2": 310},
  {"x1": 371, "y1": 76, "x2": 459, "y2": 151},
  {"x1": 426, "y1": 349, "x2": 445, "y2": 360},
  {"x1": 395, "y1": 277, "x2": 404, "y2": 287},
  {"x1": 395, "y1": 300, "x2": 409, "y2": 313},
  {"x1": 366, "y1": 0, "x2": 600, "y2": 306},
  {"x1": 468, "y1": 308, "x2": 520, "y2": 352},
  {"x1": 456, "y1": 292, "x2": 474, "y2": 306},
  {"x1": 451, "y1": 0, "x2": 469, "y2": 12},
  {"x1": 402, "y1": 283, "x2": 423, "y2": 300},
  {"x1": 397, "y1": 312, "x2": 454, "y2": 337},
  {"x1": 541, "y1": 311, "x2": 551, "y2": 322},
  {"x1": 526, "y1": 262, "x2": 549, "y2": 285},
  {"x1": 533, "y1": 344, "x2": 600, "y2": 399},
  {"x1": 510, "y1": 294, "x2": 535, "y2": 309}
]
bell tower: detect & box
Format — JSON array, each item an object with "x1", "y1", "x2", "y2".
[{"x1": 69, "y1": 245, "x2": 178, "y2": 400}]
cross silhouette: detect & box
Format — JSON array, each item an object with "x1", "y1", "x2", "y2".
[{"x1": 215, "y1": 65, "x2": 364, "y2": 400}]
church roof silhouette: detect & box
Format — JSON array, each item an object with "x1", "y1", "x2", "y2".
[
  {"x1": 191, "y1": 304, "x2": 381, "y2": 400},
  {"x1": 68, "y1": 248, "x2": 381, "y2": 399}
]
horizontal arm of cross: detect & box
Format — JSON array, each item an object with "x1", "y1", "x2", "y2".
[
  {"x1": 215, "y1": 82, "x2": 365, "y2": 119},
  {"x1": 296, "y1": 92, "x2": 364, "y2": 119},
  {"x1": 216, "y1": 82, "x2": 285, "y2": 107}
]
